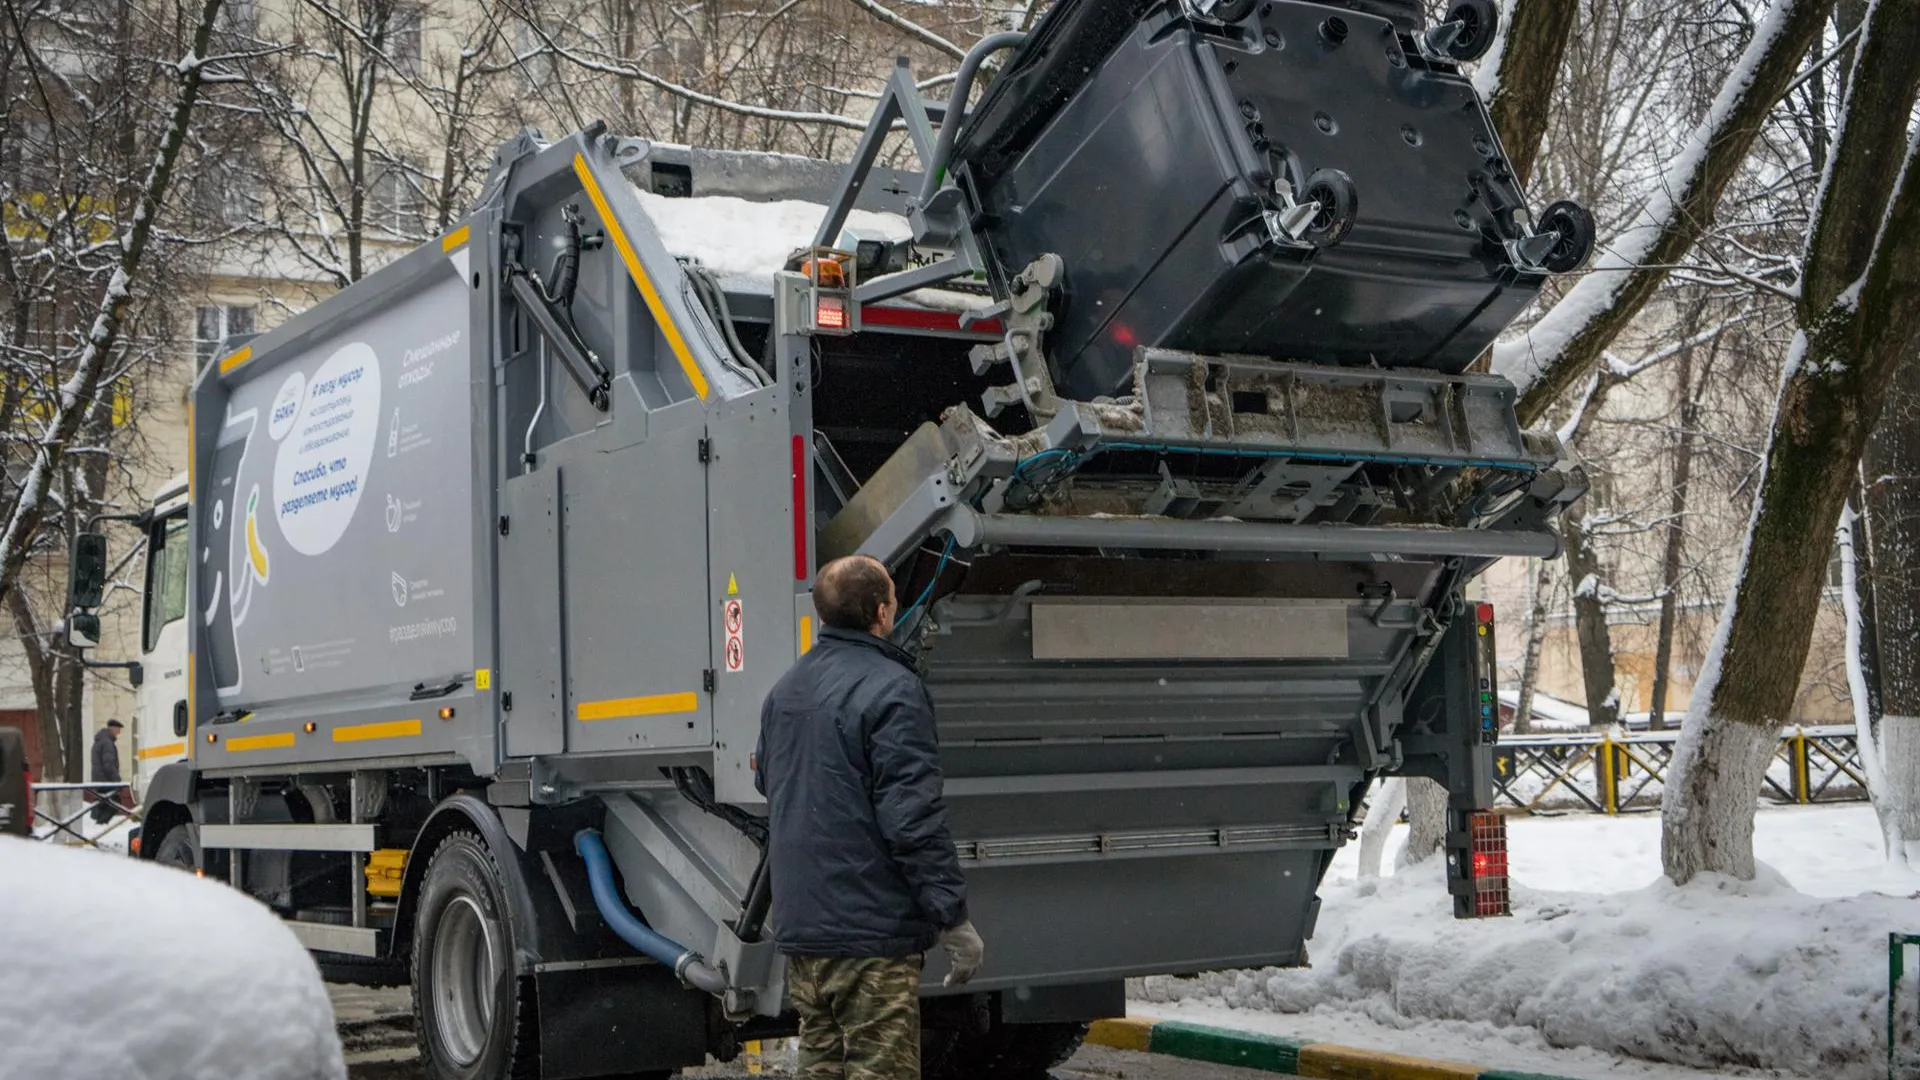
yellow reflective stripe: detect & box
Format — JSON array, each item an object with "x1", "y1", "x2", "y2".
[
  {"x1": 333, "y1": 719, "x2": 422, "y2": 743},
  {"x1": 137, "y1": 741, "x2": 186, "y2": 761},
  {"x1": 218, "y1": 345, "x2": 253, "y2": 374},
  {"x1": 442, "y1": 224, "x2": 471, "y2": 251},
  {"x1": 799, "y1": 615, "x2": 813, "y2": 655},
  {"x1": 570, "y1": 153, "x2": 710, "y2": 400},
  {"x1": 578, "y1": 692, "x2": 699, "y2": 722},
  {"x1": 227, "y1": 732, "x2": 296, "y2": 752}
]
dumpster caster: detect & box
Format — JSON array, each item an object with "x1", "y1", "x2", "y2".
[
  {"x1": 1301, "y1": 169, "x2": 1359, "y2": 247},
  {"x1": 1438, "y1": 0, "x2": 1498, "y2": 61},
  {"x1": 1537, "y1": 200, "x2": 1596, "y2": 273}
]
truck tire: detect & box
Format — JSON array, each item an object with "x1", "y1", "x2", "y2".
[
  {"x1": 411, "y1": 832, "x2": 542, "y2": 1080},
  {"x1": 923, "y1": 1019, "x2": 1087, "y2": 1080},
  {"x1": 152, "y1": 822, "x2": 198, "y2": 871}
]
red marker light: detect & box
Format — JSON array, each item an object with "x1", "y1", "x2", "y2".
[
  {"x1": 815, "y1": 295, "x2": 848, "y2": 331},
  {"x1": 1477, "y1": 602, "x2": 1495, "y2": 623}
]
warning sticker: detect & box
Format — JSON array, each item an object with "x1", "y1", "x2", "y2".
[{"x1": 723, "y1": 598, "x2": 745, "y2": 672}]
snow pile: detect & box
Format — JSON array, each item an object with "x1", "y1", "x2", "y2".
[
  {"x1": 627, "y1": 186, "x2": 988, "y2": 313},
  {"x1": 0, "y1": 838, "x2": 345, "y2": 1080},
  {"x1": 1135, "y1": 809, "x2": 1920, "y2": 1078},
  {"x1": 630, "y1": 186, "x2": 910, "y2": 280}
]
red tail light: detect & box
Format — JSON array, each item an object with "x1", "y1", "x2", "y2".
[
  {"x1": 1468, "y1": 811, "x2": 1510, "y2": 917},
  {"x1": 815, "y1": 295, "x2": 848, "y2": 331},
  {"x1": 1476, "y1": 602, "x2": 1495, "y2": 623}
]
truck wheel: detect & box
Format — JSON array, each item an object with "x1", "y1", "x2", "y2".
[
  {"x1": 923, "y1": 1020, "x2": 1087, "y2": 1080},
  {"x1": 153, "y1": 822, "x2": 199, "y2": 871},
  {"x1": 411, "y1": 832, "x2": 540, "y2": 1080}
]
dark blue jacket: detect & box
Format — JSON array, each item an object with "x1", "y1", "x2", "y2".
[{"x1": 754, "y1": 627, "x2": 967, "y2": 957}]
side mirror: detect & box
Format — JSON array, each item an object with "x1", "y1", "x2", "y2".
[
  {"x1": 67, "y1": 532, "x2": 108, "y2": 611},
  {"x1": 68, "y1": 611, "x2": 101, "y2": 650}
]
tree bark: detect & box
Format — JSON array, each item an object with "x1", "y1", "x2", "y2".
[
  {"x1": 1563, "y1": 505, "x2": 1619, "y2": 728},
  {"x1": 1492, "y1": 0, "x2": 1838, "y2": 426},
  {"x1": 1358, "y1": 776, "x2": 1407, "y2": 879},
  {"x1": 1479, "y1": 0, "x2": 1579, "y2": 188},
  {"x1": 1661, "y1": 0, "x2": 1920, "y2": 884},
  {"x1": 1857, "y1": 301, "x2": 1920, "y2": 866},
  {"x1": 1401, "y1": 777, "x2": 1449, "y2": 865},
  {"x1": 1650, "y1": 342, "x2": 1701, "y2": 730},
  {"x1": 1513, "y1": 558, "x2": 1554, "y2": 735}
]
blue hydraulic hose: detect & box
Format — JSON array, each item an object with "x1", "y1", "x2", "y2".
[{"x1": 574, "y1": 829, "x2": 729, "y2": 994}]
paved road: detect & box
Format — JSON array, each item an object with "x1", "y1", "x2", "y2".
[{"x1": 334, "y1": 986, "x2": 1272, "y2": 1080}]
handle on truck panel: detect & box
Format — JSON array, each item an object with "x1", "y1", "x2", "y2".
[{"x1": 573, "y1": 829, "x2": 730, "y2": 994}]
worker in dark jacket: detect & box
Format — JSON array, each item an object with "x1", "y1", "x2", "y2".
[
  {"x1": 755, "y1": 554, "x2": 983, "y2": 1080},
  {"x1": 89, "y1": 719, "x2": 124, "y2": 824}
]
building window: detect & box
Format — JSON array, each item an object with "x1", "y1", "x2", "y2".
[
  {"x1": 386, "y1": 4, "x2": 423, "y2": 77},
  {"x1": 195, "y1": 304, "x2": 256, "y2": 366},
  {"x1": 219, "y1": 0, "x2": 259, "y2": 34},
  {"x1": 369, "y1": 165, "x2": 426, "y2": 237}
]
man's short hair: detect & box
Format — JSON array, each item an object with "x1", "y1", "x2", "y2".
[
  {"x1": 106, "y1": 719, "x2": 123, "y2": 729},
  {"x1": 815, "y1": 556, "x2": 894, "y2": 631}
]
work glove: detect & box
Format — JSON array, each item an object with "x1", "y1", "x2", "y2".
[{"x1": 938, "y1": 920, "x2": 985, "y2": 986}]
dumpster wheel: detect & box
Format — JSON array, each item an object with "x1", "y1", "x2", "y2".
[{"x1": 1302, "y1": 168, "x2": 1359, "y2": 247}]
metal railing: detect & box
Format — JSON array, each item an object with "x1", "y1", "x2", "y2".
[
  {"x1": 29, "y1": 782, "x2": 138, "y2": 848},
  {"x1": 1491, "y1": 726, "x2": 1865, "y2": 815}
]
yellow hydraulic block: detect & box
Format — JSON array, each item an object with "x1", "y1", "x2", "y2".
[{"x1": 365, "y1": 848, "x2": 408, "y2": 898}]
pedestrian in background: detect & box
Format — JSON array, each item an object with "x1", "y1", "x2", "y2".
[
  {"x1": 89, "y1": 719, "x2": 124, "y2": 825},
  {"x1": 755, "y1": 554, "x2": 985, "y2": 1079}
]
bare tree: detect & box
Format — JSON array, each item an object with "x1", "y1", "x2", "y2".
[
  {"x1": 1492, "y1": 0, "x2": 1838, "y2": 426},
  {"x1": 1661, "y1": 0, "x2": 1920, "y2": 884},
  {"x1": 0, "y1": 0, "x2": 232, "y2": 777}
]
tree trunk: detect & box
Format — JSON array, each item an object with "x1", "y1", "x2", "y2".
[
  {"x1": 1479, "y1": 0, "x2": 1579, "y2": 188},
  {"x1": 1841, "y1": 500, "x2": 1904, "y2": 865},
  {"x1": 1401, "y1": 778, "x2": 1449, "y2": 866},
  {"x1": 1650, "y1": 343, "x2": 1701, "y2": 730},
  {"x1": 1513, "y1": 558, "x2": 1554, "y2": 735},
  {"x1": 1563, "y1": 506, "x2": 1619, "y2": 728},
  {"x1": 1662, "y1": 0, "x2": 1920, "y2": 885},
  {"x1": 0, "y1": 0, "x2": 229, "y2": 602},
  {"x1": 1493, "y1": 0, "x2": 1838, "y2": 425},
  {"x1": 1358, "y1": 776, "x2": 1407, "y2": 879},
  {"x1": 1857, "y1": 306, "x2": 1920, "y2": 866}
]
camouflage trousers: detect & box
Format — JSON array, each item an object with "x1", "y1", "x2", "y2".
[{"x1": 787, "y1": 954, "x2": 922, "y2": 1080}]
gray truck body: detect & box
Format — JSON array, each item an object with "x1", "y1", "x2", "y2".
[{"x1": 134, "y1": 16, "x2": 1584, "y2": 1073}]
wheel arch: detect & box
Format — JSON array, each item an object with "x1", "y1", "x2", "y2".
[
  {"x1": 137, "y1": 764, "x2": 197, "y2": 861},
  {"x1": 390, "y1": 792, "x2": 544, "y2": 969}
]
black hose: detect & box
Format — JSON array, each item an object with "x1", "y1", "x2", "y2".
[
  {"x1": 684, "y1": 263, "x2": 773, "y2": 386},
  {"x1": 736, "y1": 852, "x2": 773, "y2": 943}
]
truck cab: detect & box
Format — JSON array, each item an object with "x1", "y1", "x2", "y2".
[{"x1": 130, "y1": 475, "x2": 190, "y2": 804}]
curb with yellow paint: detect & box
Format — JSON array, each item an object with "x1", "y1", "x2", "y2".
[{"x1": 1085, "y1": 1017, "x2": 1579, "y2": 1080}]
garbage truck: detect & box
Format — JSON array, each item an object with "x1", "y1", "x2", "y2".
[{"x1": 66, "y1": 0, "x2": 1589, "y2": 1075}]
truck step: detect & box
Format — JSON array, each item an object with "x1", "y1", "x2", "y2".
[
  {"x1": 286, "y1": 921, "x2": 381, "y2": 957},
  {"x1": 200, "y1": 823, "x2": 377, "y2": 852}
]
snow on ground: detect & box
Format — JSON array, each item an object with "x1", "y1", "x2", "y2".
[
  {"x1": 0, "y1": 838, "x2": 345, "y2": 1080},
  {"x1": 1133, "y1": 805, "x2": 1920, "y2": 1079}
]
